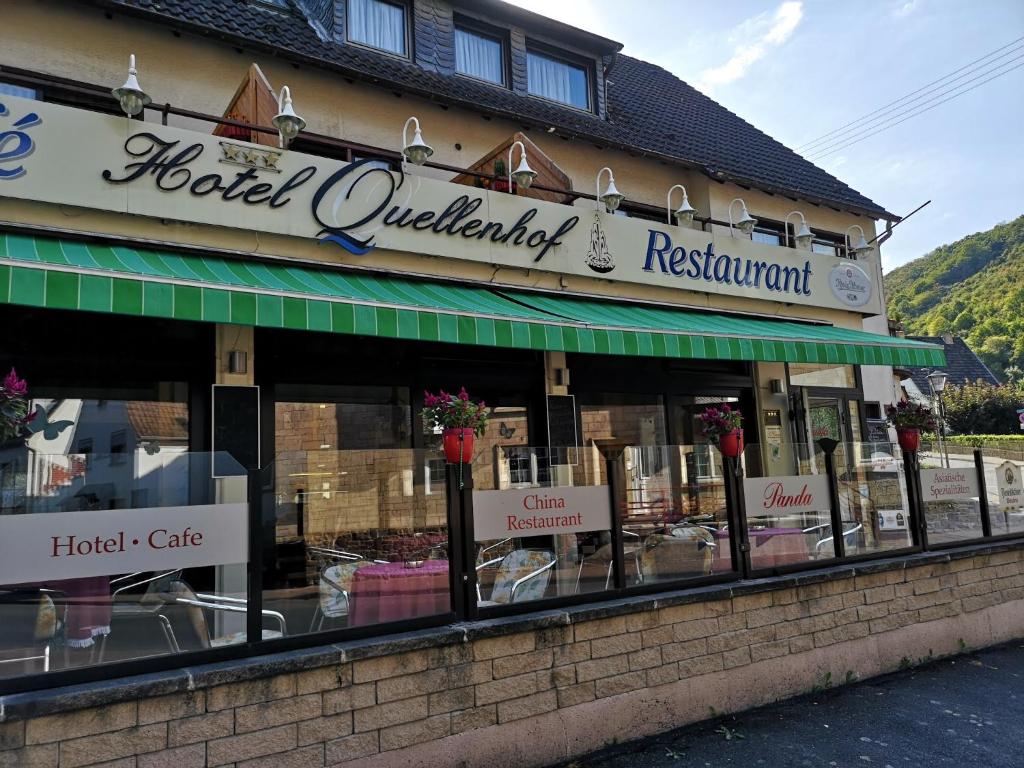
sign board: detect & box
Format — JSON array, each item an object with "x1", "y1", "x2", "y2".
[
  {"x1": 0, "y1": 503, "x2": 249, "y2": 583},
  {"x1": 0, "y1": 94, "x2": 880, "y2": 314},
  {"x1": 866, "y1": 419, "x2": 890, "y2": 444},
  {"x1": 743, "y1": 474, "x2": 831, "y2": 516},
  {"x1": 919, "y1": 467, "x2": 979, "y2": 503},
  {"x1": 995, "y1": 461, "x2": 1024, "y2": 509},
  {"x1": 472, "y1": 485, "x2": 611, "y2": 541},
  {"x1": 878, "y1": 509, "x2": 909, "y2": 530},
  {"x1": 211, "y1": 385, "x2": 261, "y2": 476}
]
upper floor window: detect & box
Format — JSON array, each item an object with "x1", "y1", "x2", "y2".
[
  {"x1": 751, "y1": 220, "x2": 785, "y2": 246},
  {"x1": 348, "y1": 0, "x2": 407, "y2": 56},
  {"x1": 455, "y1": 23, "x2": 505, "y2": 85},
  {"x1": 527, "y1": 49, "x2": 589, "y2": 110}
]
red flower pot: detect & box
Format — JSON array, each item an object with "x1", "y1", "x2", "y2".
[
  {"x1": 717, "y1": 428, "x2": 744, "y2": 459},
  {"x1": 443, "y1": 428, "x2": 475, "y2": 464},
  {"x1": 896, "y1": 427, "x2": 920, "y2": 453}
]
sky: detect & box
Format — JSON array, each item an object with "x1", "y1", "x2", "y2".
[{"x1": 505, "y1": 0, "x2": 1024, "y2": 273}]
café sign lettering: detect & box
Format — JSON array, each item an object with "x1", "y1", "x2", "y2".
[
  {"x1": 0, "y1": 95, "x2": 879, "y2": 313},
  {"x1": 0, "y1": 503, "x2": 248, "y2": 583},
  {"x1": 743, "y1": 474, "x2": 830, "y2": 517}
]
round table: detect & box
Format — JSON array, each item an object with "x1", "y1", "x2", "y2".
[{"x1": 347, "y1": 560, "x2": 450, "y2": 626}]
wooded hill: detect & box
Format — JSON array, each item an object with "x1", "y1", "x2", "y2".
[{"x1": 885, "y1": 215, "x2": 1024, "y2": 379}]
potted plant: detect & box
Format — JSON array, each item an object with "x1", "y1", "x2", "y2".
[
  {"x1": 698, "y1": 404, "x2": 744, "y2": 458},
  {"x1": 885, "y1": 399, "x2": 937, "y2": 453},
  {"x1": 422, "y1": 388, "x2": 489, "y2": 464},
  {"x1": 491, "y1": 159, "x2": 516, "y2": 194},
  {"x1": 0, "y1": 368, "x2": 34, "y2": 443}
]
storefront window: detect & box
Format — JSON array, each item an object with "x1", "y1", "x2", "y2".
[{"x1": 789, "y1": 363, "x2": 857, "y2": 389}]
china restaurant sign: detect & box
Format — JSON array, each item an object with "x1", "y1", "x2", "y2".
[
  {"x1": 0, "y1": 95, "x2": 879, "y2": 313},
  {"x1": 472, "y1": 486, "x2": 612, "y2": 541}
]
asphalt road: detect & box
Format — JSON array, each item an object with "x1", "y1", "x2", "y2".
[{"x1": 553, "y1": 641, "x2": 1024, "y2": 768}]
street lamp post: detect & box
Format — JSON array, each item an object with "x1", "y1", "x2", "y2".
[{"x1": 927, "y1": 370, "x2": 950, "y2": 468}]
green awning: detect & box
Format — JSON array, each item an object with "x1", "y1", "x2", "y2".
[{"x1": 0, "y1": 233, "x2": 945, "y2": 367}]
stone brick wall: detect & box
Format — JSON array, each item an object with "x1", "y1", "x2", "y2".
[{"x1": 2, "y1": 546, "x2": 1022, "y2": 768}]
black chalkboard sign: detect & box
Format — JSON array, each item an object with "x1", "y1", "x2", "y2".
[
  {"x1": 866, "y1": 419, "x2": 890, "y2": 444},
  {"x1": 211, "y1": 385, "x2": 260, "y2": 476},
  {"x1": 547, "y1": 394, "x2": 579, "y2": 464}
]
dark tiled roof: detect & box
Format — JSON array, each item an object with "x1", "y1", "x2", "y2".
[
  {"x1": 905, "y1": 336, "x2": 1001, "y2": 392},
  {"x1": 85, "y1": 0, "x2": 891, "y2": 218}
]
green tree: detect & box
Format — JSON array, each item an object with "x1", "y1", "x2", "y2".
[{"x1": 942, "y1": 383, "x2": 1024, "y2": 435}]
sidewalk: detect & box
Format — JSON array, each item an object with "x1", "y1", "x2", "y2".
[{"x1": 552, "y1": 641, "x2": 1024, "y2": 768}]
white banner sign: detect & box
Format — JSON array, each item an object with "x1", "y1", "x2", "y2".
[
  {"x1": 0, "y1": 503, "x2": 248, "y2": 584},
  {"x1": 996, "y1": 461, "x2": 1023, "y2": 509},
  {"x1": 473, "y1": 486, "x2": 611, "y2": 541},
  {"x1": 0, "y1": 94, "x2": 879, "y2": 314},
  {"x1": 743, "y1": 474, "x2": 831, "y2": 517},
  {"x1": 919, "y1": 468, "x2": 979, "y2": 503}
]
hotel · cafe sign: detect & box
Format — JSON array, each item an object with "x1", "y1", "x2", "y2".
[{"x1": 0, "y1": 95, "x2": 878, "y2": 314}]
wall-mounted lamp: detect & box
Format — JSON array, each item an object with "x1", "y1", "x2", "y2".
[
  {"x1": 595, "y1": 167, "x2": 623, "y2": 212},
  {"x1": 845, "y1": 225, "x2": 872, "y2": 258},
  {"x1": 402, "y1": 116, "x2": 433, "y2": 166},
  {"x1": 111, "y1": 54, "x2": 151, "y2": 117},
  {"x1": 728, "y1": 198, "x2": 757, "y2": 237},
  {"x1": 228, "y1": 350, "x2": 248, "y2": 375},
  {"x1": 507, "y1": 140, "x2": 537, "y2": 190},
  {"x1": 666, "y1": 184, "x2": 696, "y2": 226},
  {"x1": 785, "y1": 211, "x2": 814, "y2": 250},
  {"x1": 271, "y1": 85, "x2": 306, "y2": 148},
  {"x1": 770, "y1": 378, "x2": 785, "y2": 394}
]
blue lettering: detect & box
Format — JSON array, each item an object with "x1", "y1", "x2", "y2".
[
  {"x1": 686, "y1": 249, "x2": 702, "y2": 279},
  {"x1": 643, "y1": 230, "x2": 671, "y2": 273},
  {"x1": 702, "y1": 243, "x2": 715, "y2": 281},
  {"x1": 668, "y1": 246, "x2": 687, "y2": 276}
]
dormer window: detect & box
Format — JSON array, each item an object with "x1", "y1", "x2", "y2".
[
  {"x1": 348, "y1": 0, "x2": 407, "y2": 57},
  {"x1": 526, "y1": 48, "x2": 590, "y2": 110},
  {"x1": 455, "y1": 21, "x2": 506, "y2": 86}
]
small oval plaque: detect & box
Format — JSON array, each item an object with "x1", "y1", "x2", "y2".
[{"x1": 829, "y1": 263, "x2": 872, "y2": 308}]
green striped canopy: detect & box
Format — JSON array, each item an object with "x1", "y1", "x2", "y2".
[{"x1": 0, "y1": 233, "x2": 945, "y2": 367}]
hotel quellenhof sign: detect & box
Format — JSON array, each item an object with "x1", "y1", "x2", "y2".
[{"x1": 0, "y1": 95, "x2": 880, "y2": 313}]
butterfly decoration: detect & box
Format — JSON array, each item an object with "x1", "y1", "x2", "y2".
[
  {"x1": 499, "y1": 421, "x2": 516, "y2": 439},
  {"x1": 143, "y1": 439, "x2": 162, "y2": 455},
  {"x1": 26, "y1": 404, "x2": 75, "y2": 440}
]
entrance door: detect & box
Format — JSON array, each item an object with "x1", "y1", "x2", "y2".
[{"x1": 792, "y1": 391, "x2": 864, "y2": 472}]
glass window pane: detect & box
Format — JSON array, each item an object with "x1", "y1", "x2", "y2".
[
  {"x1": 349, "y1": 0, "x2": 406, "y2": 55},
  {"x1": 455, "y1": 27, "x2": 504, "y2": 85},
  {"x1": 752, "y1": 230, "x2": 781, "y2": 246},
  {"x1": 0, "y1": 82, "x2": 37, "y2": 99},
  {"x1": 918, "y1": 448, "x2": 985, "y2": 544},
  {"x1": 527, "y1": 51, "x2": 588, "y2": 109},
  {"x1": 812, "y1": 241, "x2": 839, "y2": 256},
  {"x1": 985, "y1": 454, "x2": 1024, "y2": 536},
  {"x1": 789, "y1": 363, "x2": 857, "y2": 389},
  {"x1": 834, "y1": 442, "x2": 915, "y2": 555}
]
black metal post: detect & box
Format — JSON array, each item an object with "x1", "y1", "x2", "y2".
[
  {"x1": 723, "y1": 455, "x2": 751, "y2": 578},
  {"x1": 246, "y1": 468, "x2": 265, "y2": 645},
  {"x1": 606, "y1": 457, "x2": 627, "y2": 590},
  {"x1": 903, "y1": 450, "x2": 928, "y2": 550},
  {"x1": 974, "y1": 449, "x2": 992, "y2": 538},
  {"x1": 817, "y1": 438, "x2": 846, "y2": 560},
  {"x1": 446, "y1": 462, "x2": 477, "y2": 620}
]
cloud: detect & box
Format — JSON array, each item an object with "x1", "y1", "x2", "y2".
[{"x1": 696, "y1": 2, "x2": 804, "y2": 93}]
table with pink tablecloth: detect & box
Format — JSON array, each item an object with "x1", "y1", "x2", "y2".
[
  {"x1": 712, "y1": 528, "x2": 810, "y2": 572},
  {"x1": 347, "y1": 560, "x2": 450, "y2": 626}
]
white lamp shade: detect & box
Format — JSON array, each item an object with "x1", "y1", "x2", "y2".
[
  {"x1": 851, "y1": 233, "x2": 871, "y2": 256},
  {"x1": 272, "y1": 86, "x2": 306, "y2": 142},
  {"x1": 403, "y1": 127, "x2": 433, "y2": 165},
  {"x1": 511, "y1": 155, "x2": 537, "y2": 188},
  {"x1": 111, "y1": 54, "x2": 151, "y2": 117},
  {"x1": 600, "y1": 178, "x2": 624, "y2": 211},
  {"x1": 737, "y1": 208, "x2": 757, "y2": 234},
  {"x1": 928, "y1": 371, "x2": 948, "y2": 393},
  {"x1": 673, "y1": 194, "x2": 696, "y2": 224},
  {"x1": 795, "y1": 221, "x2": 814, "y2": 248}
]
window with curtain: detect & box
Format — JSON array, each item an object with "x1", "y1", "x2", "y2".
[
  {"x1": 455, "y1": 26, "x2": 504, "y2": 85},
  {"x1": 527, "y1": 50, "x2": 589, "y2": 110},
  {"x1": 348, "y1": 0, "x2": 407, "y2": 56}
]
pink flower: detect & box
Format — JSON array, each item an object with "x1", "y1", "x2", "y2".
[{"x1": 3, "y1": 368, "x2": 27, "y2": 396}]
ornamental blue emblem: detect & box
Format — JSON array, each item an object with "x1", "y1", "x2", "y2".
[{"x1": 0, "y1": 101, "x2": 42, "y2": 180}]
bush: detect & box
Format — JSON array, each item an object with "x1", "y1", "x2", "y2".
[{"x1": 942, "y1": 382, "x2": 1024, "y2": 435}]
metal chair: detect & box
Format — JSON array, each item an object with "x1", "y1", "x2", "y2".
[{"x1": 476, "y1": 549, "x2": 556, "y2": 605}]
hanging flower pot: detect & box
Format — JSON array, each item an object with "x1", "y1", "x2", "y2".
[
  {"x1": 718, "y1": 428, "x2": 744, "y2": 459},
  {"x1": 0, "y1": 368, "x2": 35, "y2": 443},
  {"x1": 422, "y1": 388, "x2": 489, "y2": 465},
  {"x1": 442, "y1": 428, "x2": 475, "y2": 464},
  {"x1": 896, "y1": 427, "x2": 920, "y2": 453}
]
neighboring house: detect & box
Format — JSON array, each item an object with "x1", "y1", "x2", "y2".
[{"x1": 902, "y1": 333, "x2": 1001, "y2": 403}]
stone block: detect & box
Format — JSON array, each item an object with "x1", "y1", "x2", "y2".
[
  {"x1": 297, "y1": 714, "x2": 353, "y2": 746},
  {"x1": 594, "y1": 671, "x2": 646, "y2": 699},
  {"x1": 913, "y1": 577, "x2": 943, "y2": 595},
  {"x1": 722, "y1": 646, "x2": 752, "y2": 669},
  {"x1": 0, "y1": 745, "x2": 57, "y2": 768},
  {"x1": 428, "y1": 686, "x2": 475, "y2": 715},
  {"x1": 473, "y1": 632, "x2": 536, "y2": 661},
  {"x1": 235, "y1": 693, "x2": 322, "y2": 733},
  {"x1": 661, "y1": 638, "x2": 708, "y2": 664},
  {"x1": 492, "y1": 648, "x2": 553, "y2": 679},
  {"x1": 772, "y1": 588, "x2": 798, "y2": 605},
  {"x1": 863, "y1": 585, "x2": 895, "y2": 604},
  {"x1": 557, "y1": 680, "x2": 597, "y2": 708},
  {"x1": 645, "y1": 663, "x2": 680, "y2": 687},
  {"x1": 238, "y1": 744, "x2": 324, "y2": 768},
  {"x1": 324, "y1": 732, "x2": 379, "y2": 765},
  {"x1": 590, "y1": 632, "x2": 643, "y2": 659},
  {"x1": 59, "y1": 724, "x2": 168, "y2": 768},
  {"x1": 575, "y1": 653, "x2": 629, "y2": 683},
  {"x1": 447, "y1": 660, "x2": 493, "y2": 687},
  {"x1": 379, "y1": 714, "x2": 450, "y2": 752},
  {"x1": 321, "y1": 684, "x2": 377, "y2": 715},
  {"x1": 717, "y1": 613, "x2": 746, "y2": 632},
  {"x1": 807, "y1": 595, "x2": 845, "y2": 616},
  {"x1": 167, "y1": 710, "x2": 234, "y2": 747},
  {"x1": 353, "y1": 696, "x2": 429, "y2": 732},
  {"x1": 497, "y1": 690, "x2": 558, "y2": 723},
  {"x1": 628, "y1": 647, "x2": 663, "y2": 671},
  {"x1": 732, "y1": 592, "x2": 773, "y2": 612},
  {"x1": 857, "y1": 602, "x2": 889, "y2": 621},
  {"x1": 789, "y1": 635, "x2": 814, "y2": 654},
  {"x1": 138, "y1": 692, "x2": 205, "y2": 725},
  {"x1": 207, "y1": 675, "x2": 296, "y2": 711},
  {"x1": 552, "y1": 642, "x2": 591, "y2": 667},
  {"x1": 672, "y1": 618, "x2": 719, "y2": 642},
  {"x1": 450, "y1": 706, "x2": 497, "y2": 735},
  {"x1": 375, "y1": 668, "x2": 449, "y2": 704},
  {"x1": 626, "y1": 611, "x2": 659, "y2": 631},
  {"x1": 573, "y1": 616, "x2": 627, "y2": 641},
  {"x1": 750, "y1": 639, "x2": 790, "y2": 662},
  {"x1": 0, "y1": 722, "x2": 25, "y2": 752},
  {"x1": 641, "y1": 624, "x2": 674, "y2": 647},
  {"x1": 535, "y1": 625, "x2": 573, "y2": 649},
  {"x1": 206, "y1": 724, "x2": 297, "y2": 767},
  {"x1": 296, "y1": 666, "x2": 349, "y2": 695},
  {"x1": 137, "y1": 743, "x2": 206, "y2": 768},
  {"x1": 25, "y1": 702, "x2": 137, "y2": 745},
  {"x1": 352, "y1": 650, "x2": 429, "y2": 683},
  {"x1": 842, "y1": 591, "x2": 866, "y2": 608},
  {"x1": 475, "y1": 671, "x2": 538, "y2": 706}
]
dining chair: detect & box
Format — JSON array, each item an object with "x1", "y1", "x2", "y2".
[
  {"x1": 0, "y1": 588, "x2": 64, "y2": 674},
  {"x1": 156, "y1": 579, "x2": 287, "y2": 650},
  {"x1": 639, "y1": 526, "x2": 715, "y2": 582},
  {"x1": 477, "y1": 549, "x2": 556, "y2": 606}
]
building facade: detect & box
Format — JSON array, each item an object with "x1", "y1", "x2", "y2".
[{"x1": 1, "y1": 2, "x2": 1021, "y2": 767}]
